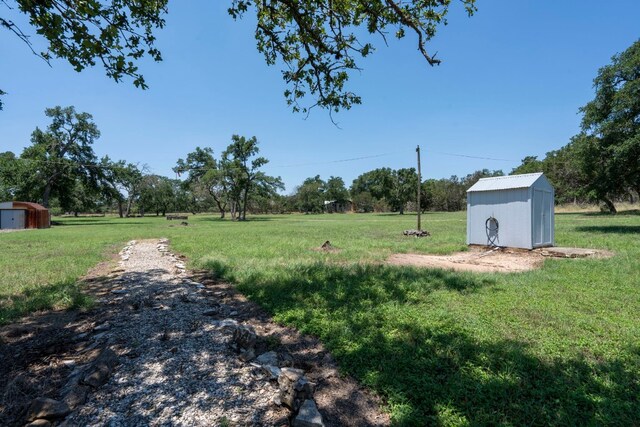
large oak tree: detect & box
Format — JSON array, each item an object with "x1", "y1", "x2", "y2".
[
  {"x1": 2, "y1": 0, "x2": 476, "y2": 112},
  {"x1": 21, "y1": 106, "x2": 103, "y2": 208},
  {"x1": 572, "y1": 39, "x2": 640, "y2": 213}
]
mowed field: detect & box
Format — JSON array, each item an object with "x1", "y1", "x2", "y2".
[{"x1": 1, "y1": 211, "x2": 639, "y2": 425}]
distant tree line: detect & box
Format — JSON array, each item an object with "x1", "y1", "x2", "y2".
[{"x1": 0, "y1": 106, "x2": 283, "y2": 219}]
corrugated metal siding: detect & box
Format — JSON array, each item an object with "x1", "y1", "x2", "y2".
[
  {"x1": 467, "y1": 188, "x2": 532, "y2": 248},
  {"x1": 467, "y1": 173, "x2": 544, "y2": 192},
  {"x1": 12, "y1": 202, "x2": 51, "y2": 229}
]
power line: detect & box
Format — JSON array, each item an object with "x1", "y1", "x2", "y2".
[
  {"x1": 425, "y1": 149, "x2": 516, "y2": 162},
  {"x1": 272, "y1": 152, "x2": 397, "y2": 168},
  {"x1": 4, "y1": 147, "x2": 519, "y2": 178}
]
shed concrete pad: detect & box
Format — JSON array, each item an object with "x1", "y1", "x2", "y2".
[{"x1": 536, "y1": 247, "x2": 613, "y2": 258}]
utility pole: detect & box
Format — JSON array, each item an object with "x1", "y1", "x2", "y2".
[{"x1": 416, "y1": 145, "x2": 422, "y2": 231}]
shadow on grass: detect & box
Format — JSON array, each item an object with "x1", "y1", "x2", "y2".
[
  {"x1": 52, "y1": 220, "x2": 146, "y2": 226},
  {"x1": 0, "y1": 279, "x2": 93, "y2": 325},
  {"x1": 346, "y1": 327, "x2": 639, "y2": 425},
  {"x1": 205, "y1": 261, "x2": 640, "y2": 425},
  {"x1": 200, "y1": 216, "x2": 275, "y2": 222},
  {"x1": 575, "y1": 225, "x2": 640, "y2": 234},
  {"x1": 578, "y1": 209, "x2": 640, "y2": 217}
]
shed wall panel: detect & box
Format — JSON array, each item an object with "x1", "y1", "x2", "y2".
[{"x1": 467, "y1": 188, "x2": 532, "y2": 248}]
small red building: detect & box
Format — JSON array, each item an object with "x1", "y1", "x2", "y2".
[{"x1": 0, "y1": 202, "x2": 51, "y2": 229}]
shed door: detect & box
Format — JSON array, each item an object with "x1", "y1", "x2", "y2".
[
  {"x1": 533, "y1": 190, "x2": 551, "y2": 246},
  {"x1": 0, "y1": 210, "x2": 25, "y2": 229},
  {"x1": 542, "y1": 191, "x2": 552, "y2": 244}
]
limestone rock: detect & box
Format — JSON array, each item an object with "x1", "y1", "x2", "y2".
[
  {"x1": 82, "y1": 348, "x2": 118, "y2": 388},
  {"x1": 239, "y1": 348, "x2": 256, "y2": 362},
  {"x1": 256, "y1": 351, "x2": 278, "y2": 366},
  {"x1": 293, "y1": 400, "x2": 325, "y2": 427},
  {"x1": 262, "y1": 365, "x2": 282, "y2": 380},
  {"x1": 93, "y1": 322, "x2": 110, "y2": 332},
  {"x1": 26, "y1": 398, "x2": 70, "y2": 421},
  {"x1": 278, "y1": 352, "x2": 295, "y2": 367},
  {"x1": 278, "y1": 367, "x2": 307, "y2": 409},
  {"x1": 231, "y1": 324, "x2": 256, "y2": 351},
  {"x1": 63, "y1": 384, "x2": 90, "y2": 409},
  {"x1": 26, "y1": 419, "x2": 52, "y2": 427}
]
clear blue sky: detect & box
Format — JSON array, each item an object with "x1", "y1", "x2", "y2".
[{"x1": 1, "y1": 1, "x2": 639, "y2": 193}]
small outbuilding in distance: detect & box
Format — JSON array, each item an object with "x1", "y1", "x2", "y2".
[
  {"x1": 466, "y1": 173, "x2": 554, "y2": 249},
  {"x1": 0, "y1": 202, "x2": 51, "y2": 230}
]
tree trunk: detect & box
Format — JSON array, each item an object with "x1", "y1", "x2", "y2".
[
  {"x1": 602, "y1": 197, "x2": 617, "y2": 214},
  {"x1": 230, "y1": 201, "x2": 237, "y2": 220},
  {"x1": 210, "y1": 193, "x2": 227, "y2": 219},
  {"x1": 125, "y1": 196, "x2": 134, "y2": 217},
  {"x1": 117, "y1": 200, "x2": 124, "y2": 218},
  {"x1": 241, "y1": 185, "x2": 250, "y2": 220},
  {"x1": 42, "y1": 183, "x2": 52, "y2": 208}
]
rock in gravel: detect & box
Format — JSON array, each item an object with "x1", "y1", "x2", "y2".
[
  {"x1": 82, "y1": 348, "x2": 118, "y2": 388},
  {"x1": 262, "y1": 365, "x2": 282, "y2": 380},
  {"x1": 256, "y1": 351, "x2": 279, "y2": 367},
  {"x1": 111, "y1": 289, "x2": 128, "y2": 295},
  {"x1": 239, "y1": 348, "x2": 256, "y2": 362},
  {"x1": 293, "y1": 399, "x2": 325, "y2": 427},
  {"x1": 220, "y1": 319, "x2": 239, "y2": 329},
  {"x1": 202, "y1": 308, "x2": 219, "y2": 316},
  {"x1": 278, "y1": 368, "x2": 305, "y2": 409},
  {"x1": 63, "y1": 385, "x2": 90, "y2": 409},
  {"x1": 93, "y1": 322, "x2": 110, "y2": 332},
  {"x1": 231, "y1": 324, "x2": 257, "y2": 351},
  {"x1": 92, "y1": 332, "x2": 109, "y2": 341},
  {"x1": 26, "y1": 419, "x2": 52, "y2": 427},
  {"x1": 26, "y1": 397, "x2": 70, "y2": 421},
  {"x1": 279, "y1": 352, "x2": 295, "y2": 367}
]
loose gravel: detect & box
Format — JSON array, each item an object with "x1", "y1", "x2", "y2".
[{"x1": 64, "y1": 239, "x2": 289, "y2": 426}]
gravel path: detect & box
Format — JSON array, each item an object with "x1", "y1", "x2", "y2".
[
  {"x1": 1, "y1": 239, "x2": 388, "y2": 426},
  {"x1": 64, "y1": 239, "x2": 289, "y2": 426}
]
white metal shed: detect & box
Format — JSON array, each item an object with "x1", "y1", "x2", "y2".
[{"x1": 466, "y1": 173, "x2": 554, "y2": 249}]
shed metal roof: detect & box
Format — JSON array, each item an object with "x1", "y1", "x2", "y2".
[{"x1": 467, "y1": 173, "x2": 544, "y2": 192}]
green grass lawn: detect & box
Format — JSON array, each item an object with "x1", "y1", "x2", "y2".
[{"x1": 1, "y1": 211, "x2": 639, "y2": 425}]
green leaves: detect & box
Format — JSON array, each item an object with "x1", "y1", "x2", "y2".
[
  {"x1": 230, "y1": 0, "x2": 476, "y2": 113},
  {"x1": 7, "y1": 0, "x2": 167, "y2": 92},
  {"x1": 5, "y1": 0, "x2": 475, "y2": 114},
  {"x1": 572, "y1": 39, "x2": 640, "y2": 212}
]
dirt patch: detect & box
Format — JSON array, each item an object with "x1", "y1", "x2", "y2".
[
  {"x1": 388, "y1": 246, "x2": 614, "y2": 273},
  {"x1": 387, "y1": 247, "x2": 543, "y2": 273}
]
